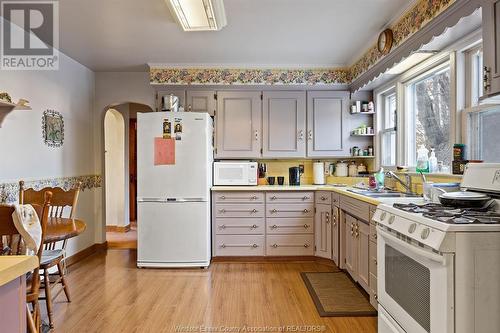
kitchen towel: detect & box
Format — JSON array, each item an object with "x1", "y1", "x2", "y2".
[{"x1": 12, "y1": 204, "x2": 42, "y2": 254}]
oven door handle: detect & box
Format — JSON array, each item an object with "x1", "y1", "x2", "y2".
[{"x1": 377, "y1": 226, "x2": 447, "y2": 265}]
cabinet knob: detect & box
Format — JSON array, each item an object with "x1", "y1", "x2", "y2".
[
  {"x1": 221, "y1": 244, "x2": 226, "y2": 248},
  {"x1": 271, "y1": 225, "x2": 278, "y2": 229},
  {"x1": 304, "y1": 244, "x2": 310, "y2": 248},
  {"x1": 252, "y1": 244, "x2": 258, "y2": 248},
  {"x1": 219, "y1": 209, "x2": 226, "y2": 213},
  {"x1": 308, "y1": 130, "x2": 313, "y2": 140},
  {"x1": 321, "y1": 196, "x2": 326, "y2": 201},
  {"x1": 303, "y1": 224, "x2": 309, "y2": 229},
  {"x1": 220, "y1": 224, "x2": 226, "y2": 229},
  {"x1": 297, "y1": 130, "x2": 304, "y2": 141},
  {"x1": 251, "y1": 209, "x2": 257, "y2": 213},
  {"x1": 303, "y1": 196, "x2": 309, "y2": 200},
  {"x1": 251, "y1": 195, "x2": 258, "y2": 200},
  {"x1": 272, "y1": 244, "x2": 278, "y2": 248},
  {"x1": 374, "y1": 259, "x2": 378, "y2": 265},
  {"x1": 303, "y1": 209, "x2": 309, "y2": 213},
  {"x1": 220, "y1": 196, "x2": 225, "y2": 200},
  {"x1": 374, "y1": 294, "x2": 378, "y2": 301},
  {"x1": 271, "y1": 196, "x2": 277, "y2": 200},
  {"x1": 254, "y1": 130, "x2": 259, "y2": 141},
  {"x1": 271, "y1": 209, "x2": 277, "y2": 213},
  {"x1": 251, "y1": 224, "x2": 258, "y2": 229},
  {"x1": 374, "y1": 234, "x2": 378, "y2": 240}
]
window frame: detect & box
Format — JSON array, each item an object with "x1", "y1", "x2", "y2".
[
  {"x1": 375, "y1": 52, "x2": 457, "y2": 170},
  {"x1": 378, "y1": 88, "x2": 397, "y2": 168}
]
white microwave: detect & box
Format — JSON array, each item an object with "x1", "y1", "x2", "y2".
[{"x1": 213, "y1": 161, "x2": 258, "y2": 186}]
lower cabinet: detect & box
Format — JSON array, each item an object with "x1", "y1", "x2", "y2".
[
  {"x1": 332, "y1": 206, "x2": 340, "y2": 266},
  {"x1": 344, "y1": 213, "x2": 370, "y2": 293},
  {"x1": 315, "y1": 202, "x2": 332, "y2": 259}
]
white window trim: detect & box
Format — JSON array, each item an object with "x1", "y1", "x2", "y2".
[{"x1": 375, "y1": 52, "x2": 457, "y2": 169}]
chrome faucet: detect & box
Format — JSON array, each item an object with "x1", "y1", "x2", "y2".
[{"x1": 385, "y1": 171, "x2": 413, "y2": 194}]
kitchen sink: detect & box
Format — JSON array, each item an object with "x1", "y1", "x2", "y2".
[{"x1": 347, "y1": 189, "x2": 422, "y2": 198}]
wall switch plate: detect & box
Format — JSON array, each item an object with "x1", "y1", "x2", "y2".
[{"x1": 299, "y1": 164, "x2": 304, "y2": 174}]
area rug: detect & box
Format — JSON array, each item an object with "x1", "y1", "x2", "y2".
[{"x1": 301, "y1": 271, "x2": 377, "y2": 317}]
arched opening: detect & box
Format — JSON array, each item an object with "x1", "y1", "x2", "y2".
[{"x1": 103, "y1": 102, "x2": 153, "y2": 248}]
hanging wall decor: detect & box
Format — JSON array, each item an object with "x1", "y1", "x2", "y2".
[{"x1": 42, "y1": 109, "x2": 64, "y2": 147}]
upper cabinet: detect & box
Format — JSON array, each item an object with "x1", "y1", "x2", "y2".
[
  {"x1": 156, "y1": 89, "x2": 186, "y2": 112},
  {"x1": 186, "y1": 90, "x2": 216, "y2": 116},
  {"x1": 215, "y1": 91, "x2": 262, "y2": 158},
  {"x1": 306, "y1": 91, "x2": 349, "y2": 157},
  {"x1": 482, "y1": 0, "x2": 500, "y2": 98},
  {"x1": 262, "y1": 91, "x2": 306, "y2": 158}
]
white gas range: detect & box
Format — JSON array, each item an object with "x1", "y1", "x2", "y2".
[{"x1": 372, "y1": 163, "x2": 500, "y2": 333}]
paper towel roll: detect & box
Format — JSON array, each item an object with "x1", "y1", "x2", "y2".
[{"x1": 313, "y1": 162, "x2": 325, "y2": 185}]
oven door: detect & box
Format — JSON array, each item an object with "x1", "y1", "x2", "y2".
[{"x1": 377, "y1": 226, "x2": 454, "y2": 333}]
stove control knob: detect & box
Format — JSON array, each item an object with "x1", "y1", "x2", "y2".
[
  {"x1": 381, "y1": 212, "x2": 387, "y2": 220},
  {"x1": 421, "y1": 228, "x2": 431, "y2": 240},
  {"x1": 408, "y1": 223, "x2": 417, "y2": 234},
  {"x1": 388, "y1": 215, "x2": 395, "y2": 225}
]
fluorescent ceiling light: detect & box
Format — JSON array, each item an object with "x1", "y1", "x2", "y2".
[
  {"x1": 386, "y1": 51, "x2": 437, "y2": 75},
  {"x1": 166, "y1": 0, "x2": 227, "y2": 31}
]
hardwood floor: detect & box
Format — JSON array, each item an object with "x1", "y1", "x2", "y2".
[
  {"x1": 106, "y1": 225, "x2": 137, "y2": 249},
  {"x1": 52, "y1": 250, "x2": 377, "y2": 333}
]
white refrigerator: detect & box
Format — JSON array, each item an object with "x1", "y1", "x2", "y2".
[{"x1": 136, "y1": 112, "x2": 213, "y2": 268}]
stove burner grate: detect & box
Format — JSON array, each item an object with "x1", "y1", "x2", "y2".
[{"x1": 393, "y1": 203, "x2": 500, "y2": 224}]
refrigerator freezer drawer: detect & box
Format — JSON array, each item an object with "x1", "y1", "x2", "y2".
[{"x1": 137, "y1": 201, "x2": 211, "y2": 267}]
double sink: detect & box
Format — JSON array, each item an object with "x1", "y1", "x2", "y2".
[{"x1": 347, "y1": 189, "x2": 421, "y2": 198}]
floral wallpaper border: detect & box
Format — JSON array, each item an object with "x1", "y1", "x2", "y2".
[
  {"x1": 350, "y1": 0, "x2": 456, "y2": 81},
  {"x1": 150, "y1": 0, "x2": 456, "y2": 86},
  {"x1": 0, "y1": 175, "x2": 102, "y2": 204},
  {"x1": 150, "y1": 68, "x2": 351, "y2": 85}
]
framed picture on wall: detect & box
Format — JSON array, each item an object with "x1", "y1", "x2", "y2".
[{"x1": 42, "y1": 110, "x2": 64, "y2": 147}]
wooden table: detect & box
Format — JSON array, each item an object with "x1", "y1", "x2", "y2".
[{"x1": 44, "y1": 218, "x2": 86, "y2": 244}]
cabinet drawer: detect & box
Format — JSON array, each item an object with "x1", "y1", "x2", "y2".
[
  {"x1": 266, "y1": 218, "x2": 313, "y2": 234},
  {"x1": 370, "y1": 222, "x2": 377, "y2": 242},
  {"x1": 266, "y1": 234, "x2": 314, "y2": 256},
  {"x1": 266, "y1": 192, "x2": 314, "y2": 203},
  {"x1": 266, "y1": 203, "x2": 314, "y2": 218},
  {"x1": 214, "y1": 192, "x2": 264, "y2": 203},
  {"x1": 331, "y1": 193, "x2": 340, "y2": 207},
  {"x1": 340, "y1": 195, "x2": 370, "y2": 221},
  {"x1": 215, "y1": 204, "x2": 264, "y2": 218},
  {"x1": 215, "y1": 235, "x2": 265, "y2": 256},
  {"x1": 215, "y1": 218, "x2": 264, "y2": 235},
  {"x1": 315, "y1": 191, "x2": 331, "y2": 205},
  {"x1": 369, "y1": 240, "x2": 377, "y2": 277}
]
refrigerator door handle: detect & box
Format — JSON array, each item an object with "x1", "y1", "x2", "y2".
[
  {"x1": 166, "y1": 198, "x2": 208, "y2": 202},
  {"x1": 137, "y1": 198, "x2": 167, "y2": 203}
]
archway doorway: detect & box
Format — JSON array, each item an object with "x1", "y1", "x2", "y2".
[{"x1": 103, "y1": 102, "x2": 153, "y2": 248}]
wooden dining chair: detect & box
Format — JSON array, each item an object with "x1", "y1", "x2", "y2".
[
  {"x1": 0, "y1": 191, "x2": 52, "y2": 333},
  {"x1": 19, "y1": 180, "x2": 81, "y2": 329}
]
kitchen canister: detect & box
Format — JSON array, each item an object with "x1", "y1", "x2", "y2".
[{"x1": 335, "y1": 161, "x2": 348, "y2": 177}]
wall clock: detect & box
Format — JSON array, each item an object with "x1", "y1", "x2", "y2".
[{"x1": 378, "y1": 29, "x2": 394, "y2": 55}]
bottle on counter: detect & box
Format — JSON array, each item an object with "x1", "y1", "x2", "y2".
[
  {"x1": 429, "y1": 148, "x2": 438, "y2": 173},
  {"x1": 416, "y1": 145, "x2": 430, "y2": 173}
]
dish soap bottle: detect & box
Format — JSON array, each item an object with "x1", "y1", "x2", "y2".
[
  {"x1": 429, "y1": 148, "x2": 438, "y2": 173},
  {"x1": 416, "y1": 145, "x2": 429, "y2": 173}
]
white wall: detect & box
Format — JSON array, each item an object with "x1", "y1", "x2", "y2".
[
  {"x1": 104, "y1": 109, "x2": 126, "y2": 227},
  {"x1": 94, "y1": 72, "x2": 154, "y2": 240},
  {"x1": 0, "y1": 52, "x2": 98, "y2": 257}
]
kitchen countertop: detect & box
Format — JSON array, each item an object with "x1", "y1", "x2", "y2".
[
  {"x1": 211, "y1": 185, "x2": 426, "y2": 206},
  {"x1": 0, "y1": 256, "x2": 38, "y2": 286}
]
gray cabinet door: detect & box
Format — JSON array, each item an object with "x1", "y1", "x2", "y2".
[
  {"x1": 483, "y1": 0, "x2": 500, "y2": 97},
  {"x1": 332, "y1": 207, "x2": 340, "y2": 266},
  {"x1": 186, "y1": 90, "x2": 216, "y2": 116},
  {"x1": 262, "y1": 91, "x2": 306, "y2": 158},
  {"x1": 156, "y1": 89, "x2": 186, "y2": 112},
  {"x1": 357, "y1": 221, "x2": 370, "y2": 293},
  {"x1": 314, "y1": 203, "x2": 332, "y2": 259},
  {"x1": 344, "y1": 214, "x2": 358, "y2": 281},
  {"x1": 215, "y1": 91, "x2": 262, "y2": 158},
  {"x1": 307, "y1": 91, "x2": 349, "y2": 157}
]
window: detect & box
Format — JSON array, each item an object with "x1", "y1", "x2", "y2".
[
  {"x1": 380, "y1": 90, "x2": 397, "y2": 167},
  {"x1": 468, "y1": 47, "x2": 484, "y2": 107},
  {"x1": 406, "y1": 64, "x2": 452, "y2": 167},
  {"x1": 465, "y1": 106, "x2": 500, "y2": 162}
]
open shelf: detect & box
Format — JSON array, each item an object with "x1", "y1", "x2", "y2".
[
  {"x1": 350, "y1": 112, "x2": 375, "y2": 115},
  {"x1": 351, "y1": 133, "x2": 375, "y2": 137},
  {"x1": 0, "y1": 99, "x2": 32, "y2": 127}
]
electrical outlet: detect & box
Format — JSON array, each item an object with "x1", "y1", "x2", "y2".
[
  {"x1": 493, "y1": 170, "x2": 500, "y2": 184},
  {"x1": 299, "y1": 164, "x2": 305, "y2": 174}
]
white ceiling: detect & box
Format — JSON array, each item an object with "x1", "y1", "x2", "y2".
[{"x1": 58, "y1": 0, "x2": 413, "y2": 72}]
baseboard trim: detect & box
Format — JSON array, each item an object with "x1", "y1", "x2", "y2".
[
  {"x1": 65, "y1": 242, "x2": 108, "y2": 268},
  {"x1": 106, "y1": 225, "x2": 131, "y2": 233},
  {"x1": 211, "y1": 256, "x2": 337, "y2": 266}
]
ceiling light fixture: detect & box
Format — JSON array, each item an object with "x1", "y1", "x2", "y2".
[
  {"x1": 386, "y1": 51, "x2": 437, "y2": 75},
  {"x1": 166, "y1": 0, "x2": 227, "y2": 31}
]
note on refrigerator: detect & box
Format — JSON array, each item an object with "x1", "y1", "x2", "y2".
[{"x1": 154, "y1": 137, "x2": 175, "y2": 165}]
